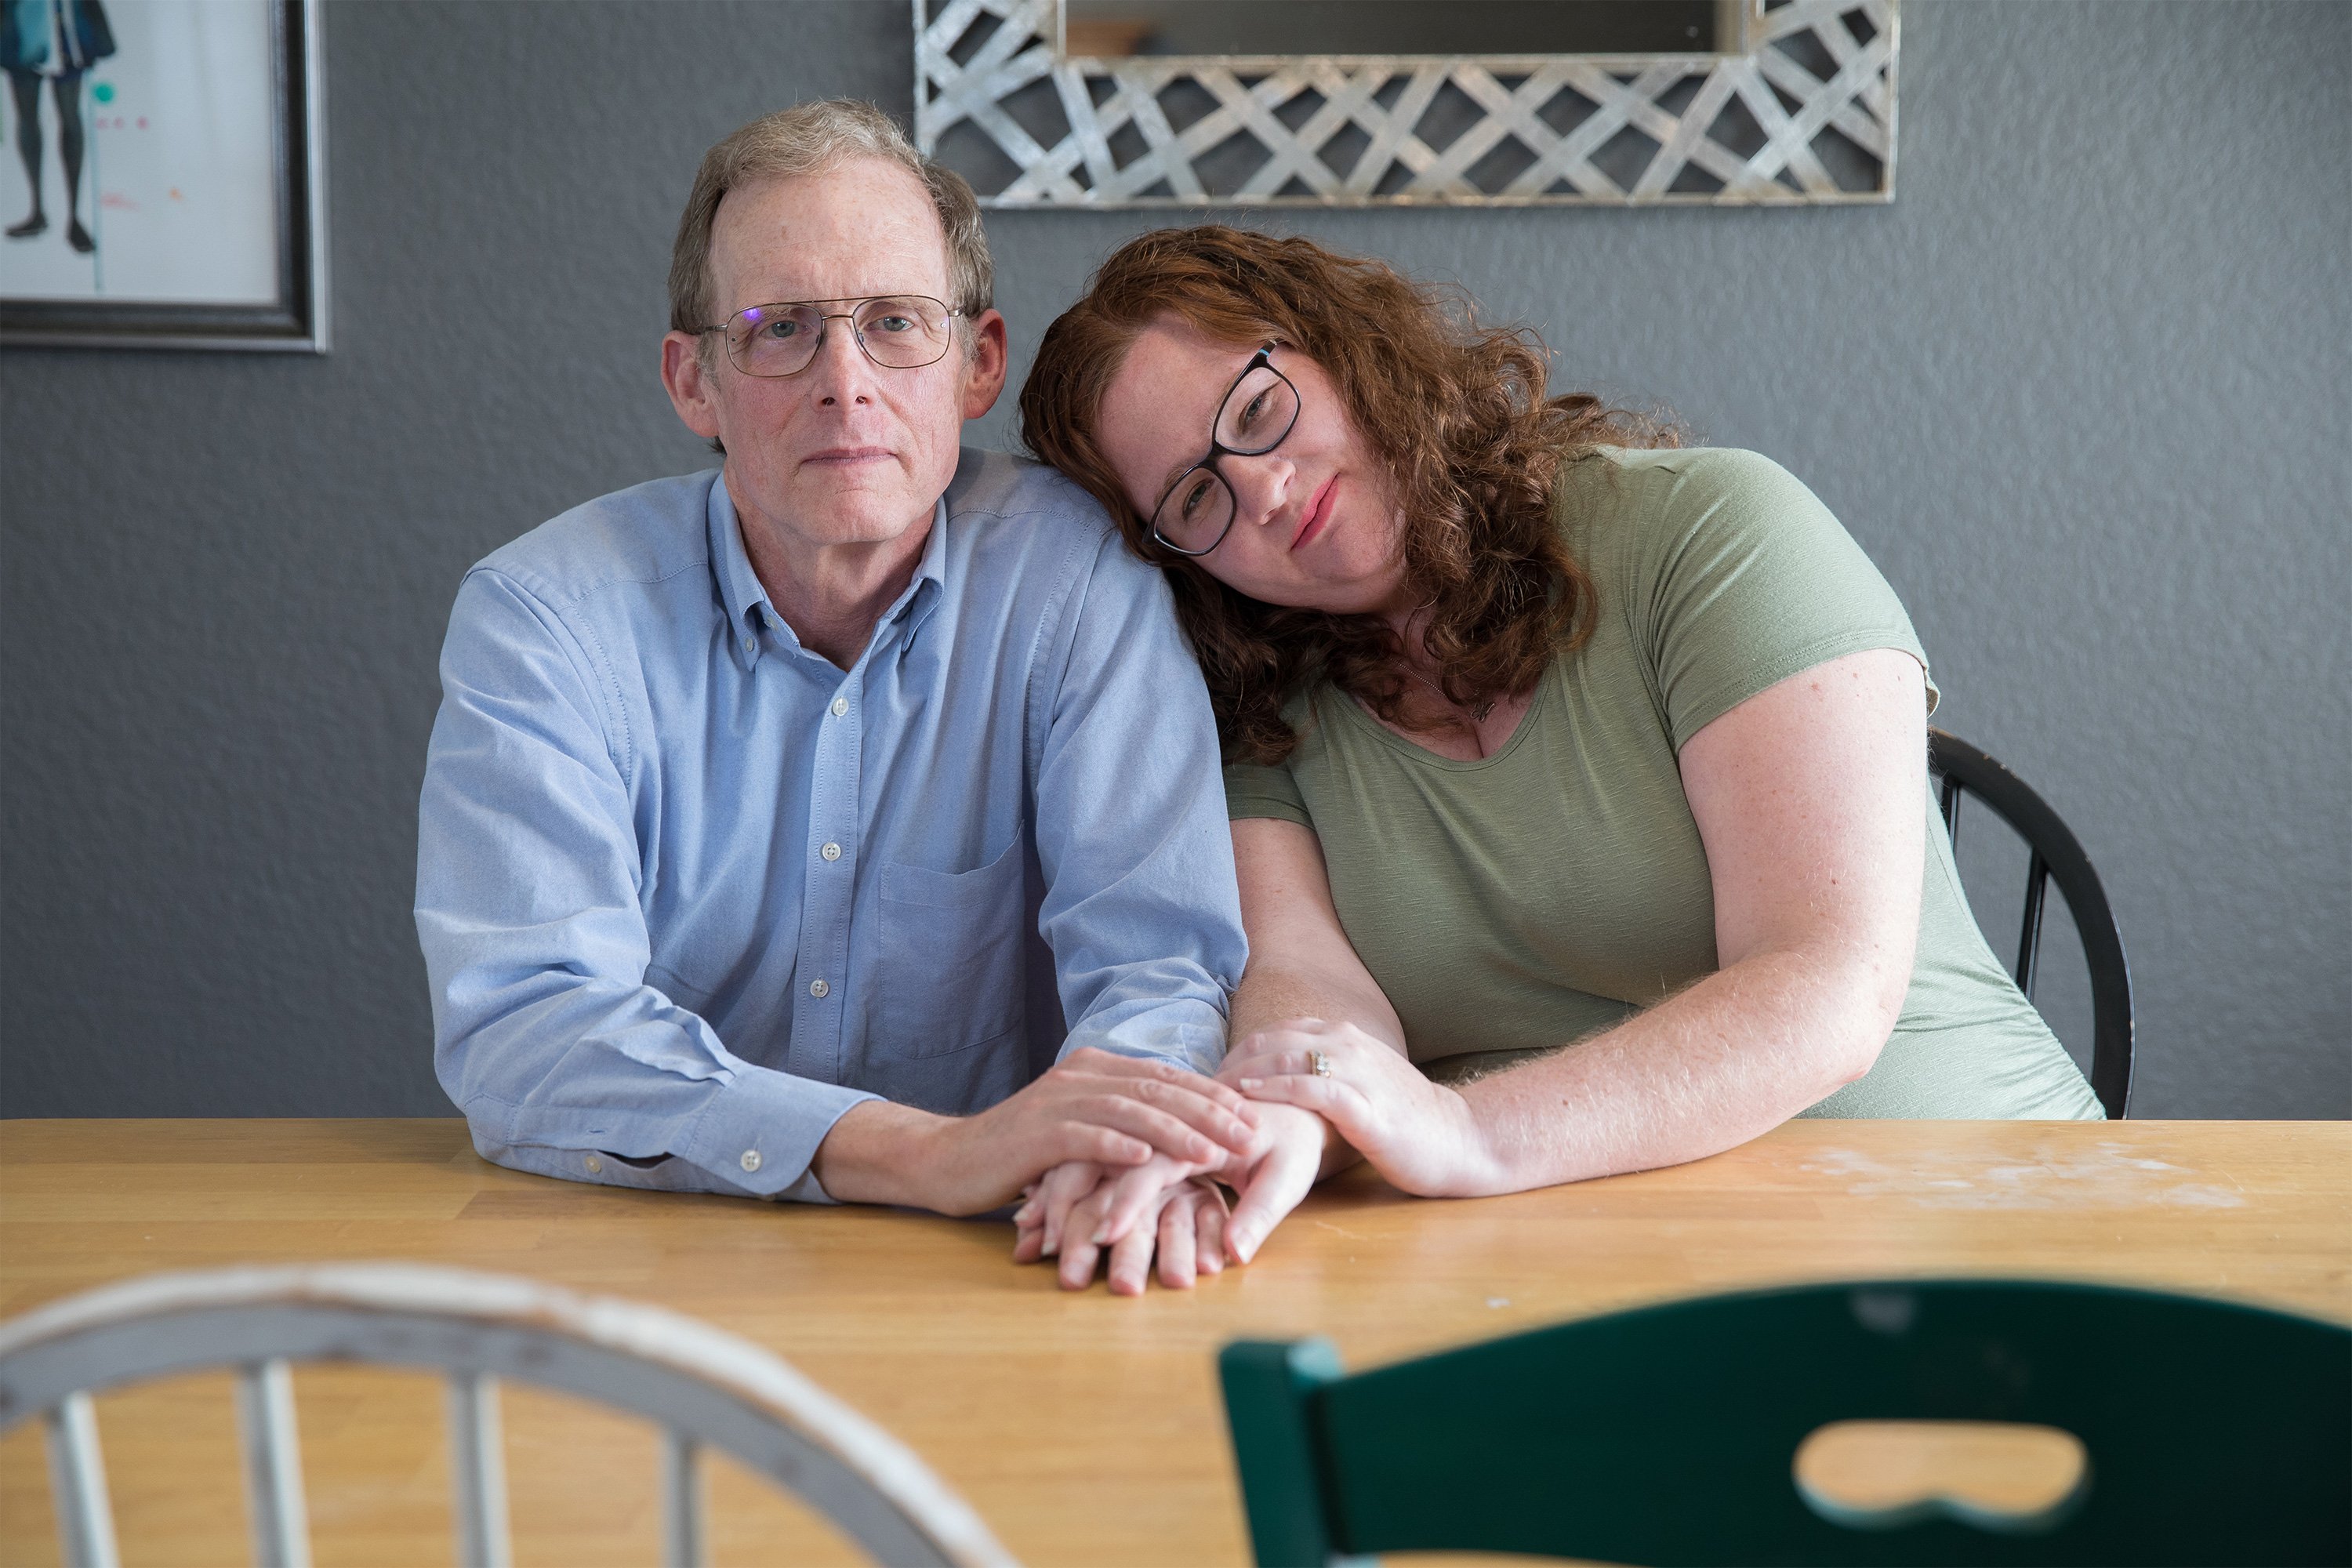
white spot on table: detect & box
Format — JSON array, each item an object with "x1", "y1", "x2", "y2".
[{"x1": 1798, "y1": 1142, "x2": 2247, "y2": 1210}]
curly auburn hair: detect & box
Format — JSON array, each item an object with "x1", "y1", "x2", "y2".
[{"x1": 1020, "y1": 227, "x2": 1676, "y2": 766}]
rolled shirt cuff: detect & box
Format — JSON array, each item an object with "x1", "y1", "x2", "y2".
[{"x1": 1060, "y1": 994, "x2": 1230, "y2": 1077}]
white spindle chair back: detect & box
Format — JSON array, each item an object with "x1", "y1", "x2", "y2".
[{"x1": 0, "y1": 1262, "x2": 1019, "y2": 1568}]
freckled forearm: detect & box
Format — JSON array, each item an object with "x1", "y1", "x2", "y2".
[
  {"x1": 1457, "y1": 943, "x2": 1900, "y2": 1190},
  {"x1": 1228, "y1": 958, "x2": 1406, "y2": 1055}
]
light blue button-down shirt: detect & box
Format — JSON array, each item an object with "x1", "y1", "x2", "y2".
[{"x1": 416, "y1": 450, "x2": 1247, "y2": 1202}]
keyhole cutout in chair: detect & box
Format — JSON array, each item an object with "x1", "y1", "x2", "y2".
[{"x1": 1795, "y1": 1418, "x2": 2090, "y2": 1534}]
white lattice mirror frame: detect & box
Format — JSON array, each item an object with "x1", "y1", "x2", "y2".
[{"x1": 914, "y1": 0, "x2": 1896, "y2": 209}]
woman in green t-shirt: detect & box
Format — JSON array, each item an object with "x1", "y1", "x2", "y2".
[{"x1": 1011, "y1": 227, "x2": 2100, "y2": 1280}]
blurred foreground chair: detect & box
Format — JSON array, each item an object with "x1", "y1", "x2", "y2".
[
  {"x1": 1221, "y1": 1279, "x2": 2350, "y2": 1566},
  {"x1": 0, "y1": 1262, "x2": 1017, "y2": 1568},
  {"x1": 1929, "y1": 729, "x2": 2134, "y2": 1116}
]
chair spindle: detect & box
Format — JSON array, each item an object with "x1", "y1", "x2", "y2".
[
  {"x1": 43, "y1": 1391, "x2": 120, "y2": 1568},
  {"x1": 445, "y1": 1373, "x2": 513, "y2": 1568},
  {"x1": 663, "y1": 1428, "x2": 705, "y2": 1568},
  {"x1": 1925, "y1": 731, "x2": 2133, "y2": 1116},
  {"x1": 2, "y1": 1264, "x2": 1011, "y2": 1568},
  {"x1": 2016, "y1": 851, "x2": 2049, "y2": 998},
  {"x1": 236, "y1": 1357, "x2": 312, "y2": 1568}
]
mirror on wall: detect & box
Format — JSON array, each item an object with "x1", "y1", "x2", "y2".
[
  {"x1": 1060, "y1": 2, "x2": 1726, "y2": 59},
  {"x1": 916, "y1": 0, "x2": 1896, "y2": 208}
]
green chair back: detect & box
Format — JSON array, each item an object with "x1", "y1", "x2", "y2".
[{"x1": 1219, "y1": 1279, "x2": 2350, "y2": 1566}]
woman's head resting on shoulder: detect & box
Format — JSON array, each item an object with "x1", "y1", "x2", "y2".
[
  {"x1": 1095, "y1": 321, "x2": 1410, "y2": 621},
  {"x1": 1021, "y1": 226, "x2": 1675, "y2": 764}
]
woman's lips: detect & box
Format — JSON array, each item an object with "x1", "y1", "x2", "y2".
[{"x1": 1290, "y1": 477, "x2": 1338, "y2": 550}]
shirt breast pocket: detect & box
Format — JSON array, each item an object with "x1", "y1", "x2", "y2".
[{"x1": 871, "y1": 836, "x2": 1028, "y2": 1058}]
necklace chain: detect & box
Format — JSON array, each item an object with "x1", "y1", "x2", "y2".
[{"x1": 1401, "y1": 662, "x2": 1494, "y2": 724}]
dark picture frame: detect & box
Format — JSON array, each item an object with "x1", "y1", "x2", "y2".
[{"x1": 1, "y1": 0, "x2": 328, "y2": 352}]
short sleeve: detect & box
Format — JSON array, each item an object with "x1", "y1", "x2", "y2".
[
  {"x1": 1224, "y1": 760, "x2": 1311, "y2": 825},
  {"x1": 1616, "y1": 449, "x2": 1937, "y2": 751}
]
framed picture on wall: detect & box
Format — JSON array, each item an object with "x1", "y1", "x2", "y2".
[
  {"x1": 0, "y1": 0, "x2": 326, "y2": 351},
  {"x1": 917, "y1": 0, "x2": 1896, "y2": 209}
]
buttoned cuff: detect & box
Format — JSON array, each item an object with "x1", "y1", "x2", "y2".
[{"x1": 677, "y1": 1067, "x2": 883, "y2": 1203}]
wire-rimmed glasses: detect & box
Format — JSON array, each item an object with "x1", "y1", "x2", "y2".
[
  {"x1": 1149, "y1": 344, "x2": 1301, "y2": 557},
  {"x1": 702, "y1": 295, "x2": 963, "y2": 378}
]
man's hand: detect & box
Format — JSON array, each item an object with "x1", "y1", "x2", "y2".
[
  {"x1": 1011, "y1": 1098, "x2": 1334, "y2": 1287},
  {"x1": 811, "y1": 1047, "x2": 1257, "y2": 1215}
]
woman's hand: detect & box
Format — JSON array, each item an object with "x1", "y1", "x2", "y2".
[
  {"x1": 1011, "y1": 1098, "x2": 1334, "y2": 1283},
  {"x1": 1218, "y1": 1100, "x2": 1332, "y2": 1263},
  {"x1": 1223, "y1": 1018, "x2": 1497, "y2": 1197},
  {"x1": 1013, "y1": 1153, "x2": 1229, "y2": 1294},
  {"x1": 1010, "y1": 1158, "x2": 1108, "y2": 1269}
]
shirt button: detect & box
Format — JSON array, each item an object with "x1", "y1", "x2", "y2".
[
  {"x1": 742, "y1": 636, "x2": 756, "y2": 653},
  {"x1": 830, "y1": 696, "x2": 849, "y2": 717},
  {"x1": 583, "y1": 1156, "x2": 602, "y2": 1174},
  {"x1": 820, "y1": 841, "x2": 841, "y2": 861},
  {"x1": 808, "y1": 978, "x2": 829, "y2": 998},
  {"x1": 739, "y1": 1149, "x2": 762, "y2": 1173}
]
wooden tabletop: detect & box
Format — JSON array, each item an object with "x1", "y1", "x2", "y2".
[{"x1": 3, "y1": 1117, "x2": 2347, "y2": 1566}]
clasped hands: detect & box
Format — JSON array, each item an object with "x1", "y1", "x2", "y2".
[{"x1": 1010, "y1": 1021, "x2": 1490, "y2": 1294}]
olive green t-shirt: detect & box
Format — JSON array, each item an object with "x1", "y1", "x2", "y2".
[{"x1": 1224, "y1": 447, "x2": 2102, "y2": 1120}]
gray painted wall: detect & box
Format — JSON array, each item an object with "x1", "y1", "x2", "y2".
[{"x1": 2, "y1": 1, "x2": 2343, "y2": 1120}]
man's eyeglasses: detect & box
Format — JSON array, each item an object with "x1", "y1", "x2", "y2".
[
  {"x1": 701, "y1": 295, "x2": 962, "y2": 379},
  {"x1": 1149, "y1": 343, "x2": 1301, "y2": 557}
]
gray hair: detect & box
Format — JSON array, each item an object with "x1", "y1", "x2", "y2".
[{"x1": 667, "y1": 100, "x2": 993, "y2": 354}]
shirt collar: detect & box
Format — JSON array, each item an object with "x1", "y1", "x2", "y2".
[
  {"x1": 891, "y1": 495, "x2": 950, "y2": 644},
  {"x1": 707, "y1": 477, "x2": 771, "y2": 667},
  {"x1": 706, "y1": 476, "x2": 949, "y2": 673}
]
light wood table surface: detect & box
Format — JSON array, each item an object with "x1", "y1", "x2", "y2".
[{"x1": 2, "y1": 1117, "x2": 2346, "y2": 1566}]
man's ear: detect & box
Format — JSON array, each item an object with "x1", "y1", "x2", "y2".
[
  {"x1": 662, "y1": 331, "x2": 724, "y2": 441},
  {"x1": 960, "y1": 308, "x2": 1010, "y2": 422}
]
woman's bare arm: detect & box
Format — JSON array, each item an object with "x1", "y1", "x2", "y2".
[
  {"x1": 1226, "y1": 818, "x2": 1407, "y2": 1052},
  {"x1": 1006, "y1": 823, "x2": 1380, "y2": 1278},
  {"x1": 1227, "y1": 647, "x2": 1926, "y2": 1195}
]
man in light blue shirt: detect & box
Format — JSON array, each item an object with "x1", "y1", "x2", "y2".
[{"x1": 416, "y1": 102, "x2": 1294, "y2": 1293}]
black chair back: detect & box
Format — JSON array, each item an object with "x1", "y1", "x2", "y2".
[{"x1": 1928, "y1": 730, "x2": 2132, "y2": 1118}]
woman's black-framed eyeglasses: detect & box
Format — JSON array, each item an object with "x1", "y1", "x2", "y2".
[
  {"x1": 1149, "y1": 343, "x2": 1301, "y2": 557},
  {"x1": 701, "y1": 295, "x2": 963, "y2": 379}
]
